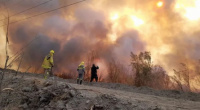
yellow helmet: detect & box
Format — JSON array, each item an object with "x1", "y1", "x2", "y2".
[
  {"x1": 79, "y1": 61, "x2": 84, "y2": 66},
  {"x1": 50, "y1": 50, "x2": 55, "y2": 54}
]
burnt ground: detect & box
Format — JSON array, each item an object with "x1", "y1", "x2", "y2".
[{"x1": 0, "y1": 69, "x2": 200, "y2": 110}]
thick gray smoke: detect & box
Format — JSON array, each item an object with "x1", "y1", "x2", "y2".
[
  {"x1": 0, "y1": 0, "x2": 145, "y2": 76},
  {"x1": 3, "y1": 0, "x2": 200, "y2": 85}
]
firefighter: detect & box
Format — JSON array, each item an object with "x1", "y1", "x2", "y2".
[
  {"x1": 90, "y1": 64, "x2": 99, "y2": 82},
  {"x1": 42, "y1": 50, "x2": 54, "y2": 79},
  {"x1": 77, "y1": 61, "x2": 85, "y2": 85}
]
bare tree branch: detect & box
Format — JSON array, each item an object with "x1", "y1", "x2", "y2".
[
  {"x1": 0, "y1": 3, "x2": 10, "y2": 94},
  {"x1": 15, "y1": 52, "x2": 24, "y2": 76}
]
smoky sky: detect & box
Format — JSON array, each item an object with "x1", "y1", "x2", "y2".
[
  {"x1": 114, "y1": 30, "x2": 145, "y2": 64},
  {"x1": 1, "y1": 0, "x2": 200, "y2": 82},
  {"x1": 5, "y1": 1, "x2": 146, "y2": 75}
]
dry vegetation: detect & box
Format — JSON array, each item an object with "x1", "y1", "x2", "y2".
[
  {"x1": 105, "y1": 51, "x2": 200, "y2": 92},
  {"x1": 1, "y1": 50, "x2": 200, "y2": 94}
]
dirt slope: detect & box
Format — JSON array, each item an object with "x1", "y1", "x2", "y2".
[
  {"x1": 0, "y1": 71, "x2": 200, "y2": 110},
  {"x1": 68, "y1": 83, "x2": 200, "y2": 110}
]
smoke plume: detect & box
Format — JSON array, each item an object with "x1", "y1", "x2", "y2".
[{"x1": 0, "y1": 0, "x2": 200, "y2": 89}]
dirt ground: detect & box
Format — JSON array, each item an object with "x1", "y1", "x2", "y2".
[{"x1": 1, "y1": 70, "x2": 200, "y2": 110}]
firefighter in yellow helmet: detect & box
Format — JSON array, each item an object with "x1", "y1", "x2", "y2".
[
  {"x1": 42, "y1": 50, "x2": 54, "y2": 79},
  {"x1": 77, "y1": 61, "x2": 85, "y2": 84}
]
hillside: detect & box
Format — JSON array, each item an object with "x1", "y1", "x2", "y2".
[{"x1": 0, "y1": 70, "x2": 200, "y2": 110}]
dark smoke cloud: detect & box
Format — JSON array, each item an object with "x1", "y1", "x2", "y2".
[
  {"x1": 1, "y1": 0, "x2": 200, "y2": 91},
  {"x1": 8, "y1": 23, "x2": 61, "y2": 71},
  {"x1": 6, "y1": 0, "x2": 59, "y2": 15},
  {"x1": 42, "y1": 15, "x2": 71, "y2": 41},
  {"x1": 3, "y1": 0, "x2": 148, "y2": 76},
  {"x1": 23, "y1": 34, "x2": 61, "y2": 66},
  {"x1": 5, "y1": 0, "x2": 199, "y2": 79},
  {"x1": 163, "y1": 30, "x2": 200, "y2": 71},
  {"x1": 6, "y1": 4, "x2": 111, "y2": 74},
  {"x1": 117, "y1": 30, "x2": 145, "y2": 52},
  {"x1": 114, "y1": 30, "x2": 146, "y2": 63},
  {"x1": 58, "y1": 36, "x2": 89, "y2": 70},
  {"x1": 75, "y1": 7, "x2": 105, "y2": 24}
]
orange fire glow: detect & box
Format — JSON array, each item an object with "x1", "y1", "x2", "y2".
[
  {"x1": 174, "y1": 0, "x2": 200, "y2": 21},
  {"x1": 157, "y1": 1, "x2": 163, "y2": 7}
]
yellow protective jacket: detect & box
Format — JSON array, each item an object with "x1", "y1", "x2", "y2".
[
  {"x1": 42, "y1": 54, "x2": 54, "y2": 69},
  {"x1": 77, "y1": 64, "x2": 85, "y2": 74}
]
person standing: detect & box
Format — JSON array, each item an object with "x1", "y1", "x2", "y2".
[
  {"x1": 77, "y1": 61, "x2": 85, "y2": 85},
  {"x1": 90, "y1": 64, "x2": 99, "y2": 82},
  {"x1": 42, "y1": 50, "x2": 54, "y2": 79}
]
